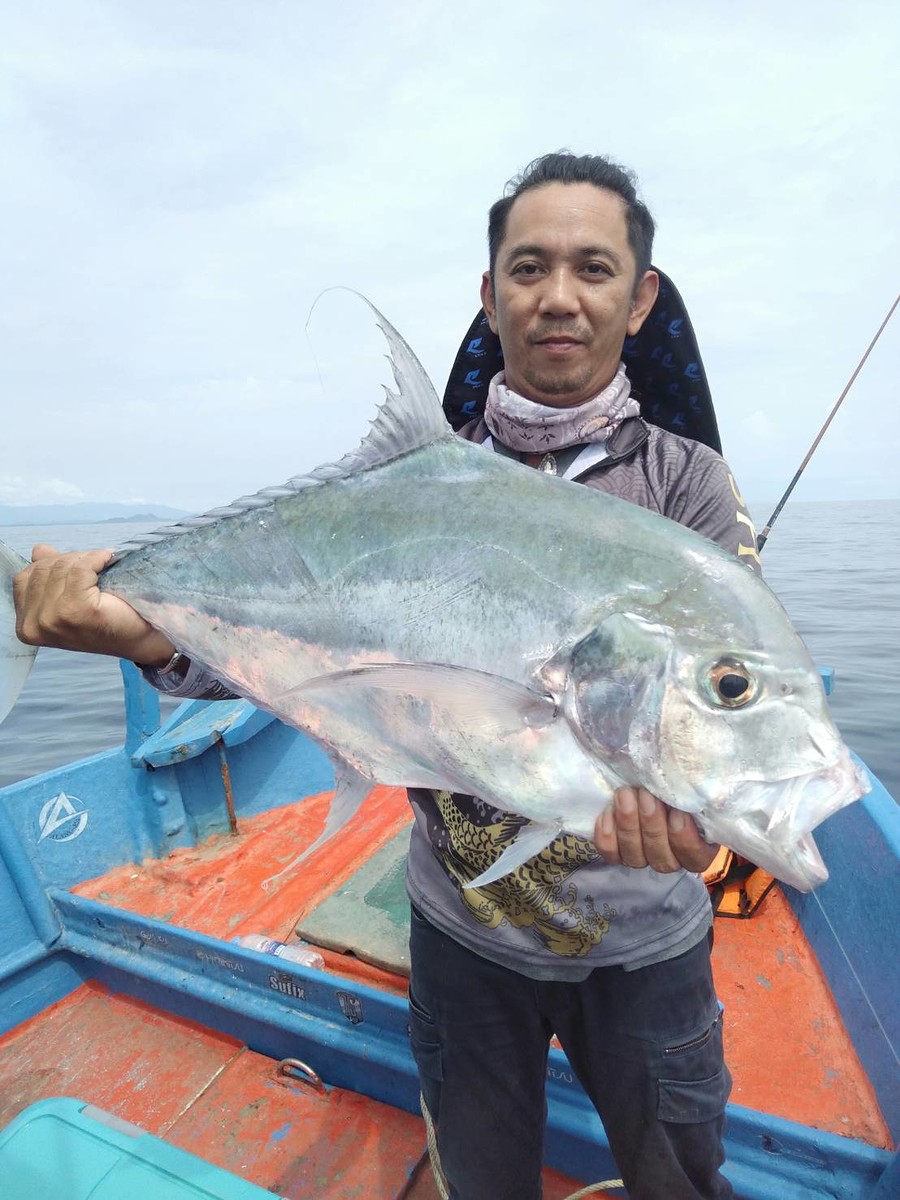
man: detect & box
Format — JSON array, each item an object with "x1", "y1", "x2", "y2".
[
  {"x1": 15, "y1": 153, "x2": 757, "y2": 1199},
  {"x1": 401, "y1": 154, "x2": 759, "y2": 1200}
]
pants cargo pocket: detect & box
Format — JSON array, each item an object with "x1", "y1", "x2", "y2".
[
  {"x1": 657, "y1": 1008, "x2": 732, "y2": 1123},
  {"x1": 408, "y1": 988, "x2": 443, "y2": 1079},
  {"x1": 658, "y1": 1066, "x2": 732, "y2": 1123},
  {"x1": 408, "y1": 987, "x2": 444, "y2": 1138}
]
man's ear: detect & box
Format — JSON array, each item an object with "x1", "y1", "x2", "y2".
[
  {"x1": 627, "y1": 270, "x2": 659, "y2": 336},
  {"x1": 480, "y1": 271, "x2": 499, "y2": 334}
]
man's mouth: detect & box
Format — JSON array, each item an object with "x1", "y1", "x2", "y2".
[{"x1": 533, "y1": 336, "x2": 584, "y2": 353}]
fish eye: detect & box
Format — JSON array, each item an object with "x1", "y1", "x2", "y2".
[{"x1": 708, "y1": 660, "x2": 756, "y2": 708}]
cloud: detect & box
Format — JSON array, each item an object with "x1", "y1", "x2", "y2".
[
  {"x1": 1, "y1": 0, "x2": 898, "y2": 508},
  {"x1": 739, "y1": 410, "x2": 776, "y2": 442},
  {"x1": 0, "y1": 475, "x2": 85, "y2": 505}
]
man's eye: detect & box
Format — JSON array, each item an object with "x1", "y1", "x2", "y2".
[
  {"x1": 512, "y1": 263, "x2": 542, "y2": 276},
  {"x1": 583, "y1": 262, "x2": 612, "y2": 276}
]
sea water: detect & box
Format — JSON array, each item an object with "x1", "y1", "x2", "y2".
[{"x1": 0, "y1": 503, "x2": 897, "y2": 800}]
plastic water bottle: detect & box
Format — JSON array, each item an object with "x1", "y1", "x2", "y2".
[{"x1": 231, "y1": 934, "x2": 325, "y2": 969}]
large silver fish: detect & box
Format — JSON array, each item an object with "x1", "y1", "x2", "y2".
[{"x1": 0, "y1": 309, "x2": 868, "y2": 890}]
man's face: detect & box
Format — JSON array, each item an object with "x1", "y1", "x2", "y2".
[{"x1": 481, "y1": 182, "x2": 658, "y2": 408}]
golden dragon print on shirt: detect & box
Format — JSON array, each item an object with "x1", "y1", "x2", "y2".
[{"x1": 431, "y1": 790, "x2": 616, "y2": 957}]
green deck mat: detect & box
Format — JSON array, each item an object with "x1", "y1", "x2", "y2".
[{"x1": 296, "y1": 826, "x2": 411, "y2": 976}]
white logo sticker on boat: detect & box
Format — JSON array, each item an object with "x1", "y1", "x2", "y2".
[
  {"x1": 269, "y1": 972, "x2": 307, "y2": 1002},
  {"x1": 38, "y1": 792, "x2": 89, "y2": 843}
]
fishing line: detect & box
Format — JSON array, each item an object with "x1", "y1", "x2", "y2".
[
  {"x1": 303, "y1": 285, "x2": 393, "y2": 407},
  {"x1": 757, "y1": 292, "x2": 899, "y2": 551},
  {"x1": 811, "y1": 889, "x2": 899, "y2": 1071},
  {"x1": 303, "y1": 287, "x2": 344, "y2": 402}
]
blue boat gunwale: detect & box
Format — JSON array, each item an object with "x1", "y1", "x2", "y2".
[{"x1": 0, "y1": 664, "x2": 896, "y2": 1198}]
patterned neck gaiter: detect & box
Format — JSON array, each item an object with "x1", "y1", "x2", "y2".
[{"x1": 484, "y1": 363, "x2": 640, "y2": 453}]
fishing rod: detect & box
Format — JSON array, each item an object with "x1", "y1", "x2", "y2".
[{"x1": 756, "y1": 292, "x2": 899, "y2": 552}]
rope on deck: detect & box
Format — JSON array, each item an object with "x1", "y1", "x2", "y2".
[
  {"x1": 419, "y1": 1093, "x2": 626, "y2": 1199},
  {"x1": 419, "y1": 1093, "x2": 450, "y2": 1200},
  {"x1": 561, "y1": 1181, "x2": 627, "y2": 1197}
]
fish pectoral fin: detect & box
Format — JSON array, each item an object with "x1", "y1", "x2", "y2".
[
  {"x1": 260, "y1": 761, "x2": 372, "y2": 891},
  {"x1": 284, "y1": 662, "x2": 558, "y2": 738},
  {"x1": 464, "y1": 821, "x2": 560, "y2": 889}
]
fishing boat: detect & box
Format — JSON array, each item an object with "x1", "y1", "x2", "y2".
[
  {"x1": 0, "y1": 660, "x2": 896, "y2": 1199},
  {"x1": 0, "y1": 285, "x2": 896, "y2": 1198}
]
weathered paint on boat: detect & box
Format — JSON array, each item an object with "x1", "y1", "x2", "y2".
[{"x1": 0, "y1": 662, "x2": 896, "y2": 1198}]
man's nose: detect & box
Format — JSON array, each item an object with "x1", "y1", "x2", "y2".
[{"x1": 539, "y1": 268, "x2": 580, "y2": 316}]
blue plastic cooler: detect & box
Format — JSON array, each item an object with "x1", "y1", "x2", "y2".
[{"x1": 0, "y1": 1097, "x2": 279, "y2": 1199}]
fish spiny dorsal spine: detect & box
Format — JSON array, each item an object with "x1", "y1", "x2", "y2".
[{"x1": 110, "y1": 299, "x2": 452, "y2": 563}]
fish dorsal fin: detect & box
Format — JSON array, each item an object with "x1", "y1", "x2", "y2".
[
  {"x1": 111, "y1": 298, "x2": 453, "y2": 561},
  {"x1": 327, "y1": 297, "x2": 452, "y2": 475}
]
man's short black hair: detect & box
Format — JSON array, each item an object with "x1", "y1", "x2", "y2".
[{"x1": 488, "y1": 152, "x2": 656, "y2": 285}]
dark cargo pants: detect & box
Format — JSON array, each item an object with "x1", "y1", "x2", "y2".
[{"x1": 408, "y1": 906, "x2": 733, "y2": 1200}]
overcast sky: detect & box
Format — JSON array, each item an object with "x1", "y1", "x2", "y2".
[{"x1": 3, "y1": 1, "x2": 898, "y2": 520}]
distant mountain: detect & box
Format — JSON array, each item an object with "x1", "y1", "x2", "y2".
[
  {"x1": 0, "y1": 502, "x2": 192, "y2": 527},
  {"x1": 97, "y1": 512, "x2": 182, "y2": 524}
]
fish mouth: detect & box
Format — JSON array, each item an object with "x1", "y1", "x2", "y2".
[
  {"x1": 764, "y1": 832, "x2": 829, "y2": 892},
  {"x1": 696, "y1": 756, "x2": 870, "y2": 893},
  {"x1": 695, "y1": 817, "x2": 830, "y2": 893}
]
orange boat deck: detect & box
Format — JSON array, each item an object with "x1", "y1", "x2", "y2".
[
  {"x1": 0, "y1": 982, "x2": 590, "y2": 1199},
  {"x1": 0, "y1": 785, "x2": 891, "y2": 1197}
]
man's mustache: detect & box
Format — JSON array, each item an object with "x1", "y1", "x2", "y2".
[{"x1": 528, "y1": 325, "x2": 591, "y2": 344}]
